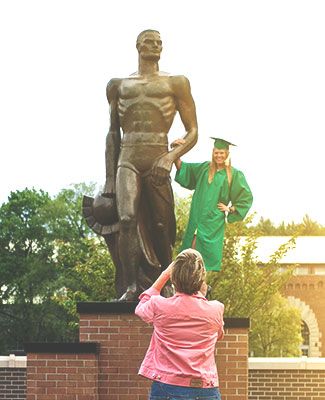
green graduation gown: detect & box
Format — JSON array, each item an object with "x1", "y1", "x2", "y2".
[{"x1": 175, "y1": 162, "x2": 253, "y2": 271}]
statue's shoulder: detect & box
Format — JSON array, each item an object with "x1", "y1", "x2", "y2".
[
  {"x1": 106, "y1": 78, "x2": 122, "y2": 101},
  {"x1": 169, "y1": 74, "x2": 191, "y2": 90},
  {"x1": 158, "y1": 72, "x2": 190, "y2": 84}
]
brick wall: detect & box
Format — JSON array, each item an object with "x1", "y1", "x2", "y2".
[
  {"x1": 25, "y1": 343, "x2": 99, "y2": 400},
  {"x1": 77, "y1": 302, "x2": 249, "y2": 400},
  {"x1": 248, "y1": 358, "x2": 325, "y2": 400},
  {"x1": 0, "y1": 367, "x2": 26, "y2": 400},
  {"x1": 5, "y1": 356, "x2": 325, "y2": 400}
]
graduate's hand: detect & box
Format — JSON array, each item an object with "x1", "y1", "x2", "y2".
[
  {"x1": 217, "y1": 203, "x2": 230, "y2": 212},
  {"x1": 170, "y1": 138, "x2": 185, "y2": 148}
]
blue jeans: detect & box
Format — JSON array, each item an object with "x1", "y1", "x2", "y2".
[{"x1": 149, "y1": 381, "x2": 221, "y2": 400}]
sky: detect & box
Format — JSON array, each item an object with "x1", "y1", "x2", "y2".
[{"x1": 1, "y1": 0, "x2": 325, "y2": 225}]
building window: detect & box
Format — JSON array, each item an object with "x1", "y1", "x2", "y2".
[
  {"x1": 314, "y1": 267, "x2": 325, "y2": 275},
  {"x1": 294, "y1": 266, "x2": 310, "y2": 275},
  {"x1": 301, "y1": 321, "x2": 310, "y2": 356}
]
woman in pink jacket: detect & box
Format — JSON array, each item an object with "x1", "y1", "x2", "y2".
[{"x1": 135, "y1": 248, "x2": 224, "y2": 400}]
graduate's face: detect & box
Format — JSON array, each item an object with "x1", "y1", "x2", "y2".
[{"x1": 212, "y1": 148, "x2": 229, "y2": 165}]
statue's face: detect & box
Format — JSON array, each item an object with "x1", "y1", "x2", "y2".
[{"x1": 138, "y1": 32, "x2": 162, "y2": 61}]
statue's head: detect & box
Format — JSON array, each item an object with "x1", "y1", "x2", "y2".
[{"x1": 136, "y1": 29, "x2": 162, "y2": 61}]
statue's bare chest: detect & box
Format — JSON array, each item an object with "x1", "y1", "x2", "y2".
[{"x1": 119, "y1": 77, "x2": 174, "y2": 101}]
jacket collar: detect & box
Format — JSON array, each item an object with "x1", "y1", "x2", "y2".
[{"x1": 175, "y1": 291, "x2": 207, "y2": 300}]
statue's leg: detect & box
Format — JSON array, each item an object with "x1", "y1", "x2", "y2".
[
  {"x1": 143, "y1": 176, "x2": 176, "y2": 270},
  {"x1": 116, "y1": 167, "x2": 141, "y2": 300}
]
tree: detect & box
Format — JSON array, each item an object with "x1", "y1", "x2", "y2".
[
  {"x1": 253, "y1": 217, "x2": 277, "y2": 235},
  {"x1": 300, "y1": 214, "x2": 323, "y2": 235},
  {"x1": 54, "y1": 237, "x2": 116, "y2": 324},
  {"x1": 0, "y1": 188, "x2": 75, "y2": 353},
  {"x1": 174, "y1": 194, "x2": 192, "y2": 254},
  {"x1": 48, "y1": 184, "x2": 116, "y2": 326},
  {"x1": 0, "y1": 183, "x2": 116, "y2": 353},
  {"x1": 249, "y1": 293, "x2": 302, "y2": 356},
  {"x1": 250, "y1": 214, "x2": 325, "y2": 236}
]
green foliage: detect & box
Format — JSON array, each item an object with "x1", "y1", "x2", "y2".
[
  {"x1": 0, "y1": 183, "x2": 116, "y2": 353},
  {"x1": 0, "y1": 188, "x2": 57, "y2": 304},
  {"x1": 249, "y1": 293, "x2": 302, "y2": 356},
  {"x1": 208, "y1": 216, "x2": 296, "y2": 317},
  {"x1": 0, "y1": 188, "x2": 75, "y2": 353},
  {"x1": 54, "y1": 237, "x2": 116, "y2": 323},
  {"x1": 50, "y1": 184, "x2": 116, "y2": 324},
  {"x1": 174, "y1": 194, "x2": 192, "y2": 255},
  {"x1": 251, "y1": 214, "x2": 325, "y2": 236}
]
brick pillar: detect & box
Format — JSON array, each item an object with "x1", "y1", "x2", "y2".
[
  {"x1": 25, "y1": 342, "x2": 99, "y2": 400},
  {"x1": 0, "y1": 352, "x2": 26, "y2": 399},
  {"x1": 217, "y1": 323, "x2": 249, "y2": 400},
  {"x1": 78, "y1": 302, "x2": 249, "y2": 400}
]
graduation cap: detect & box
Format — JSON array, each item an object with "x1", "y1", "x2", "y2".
[{"x1": 210, "y1": 137, "x2": 236, "y2": 150}]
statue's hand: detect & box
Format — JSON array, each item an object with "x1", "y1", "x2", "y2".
[
  {"x1": 102, "y1": 179, "x2": 115, "y2": 198},
  {"x1": 151, "y1": 166, "x2": 170, "y2": 185},
  {"x1": 151, "y1": 155, "x2": 172, "y2": 185}
]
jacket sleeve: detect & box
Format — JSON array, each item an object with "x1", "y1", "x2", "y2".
[
  {"x1": 215, "y1": 301, "x2": 225, "y2": 340},
  {"x1": 212, "y1": 300, "x2": 225, "y2": 340},
  {"x1": 228, "y1": 170, "x2": 253, "y2": 223},
  {"x1": 175, "y1": 162, "x2": 204, "y2": 190},
  {"x1": 134, "y1": 287, "x2": 160, "y2": 324}
]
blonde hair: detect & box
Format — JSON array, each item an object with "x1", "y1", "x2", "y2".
[{"x1": 171, "y1": 249, "x2": 206, "y2": 295}]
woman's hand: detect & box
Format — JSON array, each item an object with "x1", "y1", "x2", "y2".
[
  {"x1": 163, "y1": 261, "x2": 175, "y2": 278},
  {"x1": 217, "y1": 202, "x2": 230, "y2": 213},
  {"x1": 151, "y1": 262, "x2": 174, "y2": 292},
  {"x1": 199, "y1": 282, "x2": 208, "y2": 297},
  {"x1": 170, "y1": 138, "x2": 185, "y2": 148}
]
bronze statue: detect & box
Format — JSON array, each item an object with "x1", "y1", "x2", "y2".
[{"x1": 83, "y1": 29, "x2": 198, "y2": 301}]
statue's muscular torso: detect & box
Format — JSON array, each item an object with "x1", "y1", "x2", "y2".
[
  {"x1": 118, "y1": 74, "x2": 177, "y2": 136},
  {"x1": 108, "y1": 74, "x2": 183, "y2": 172}
]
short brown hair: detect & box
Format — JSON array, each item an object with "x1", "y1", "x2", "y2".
[{"x1": 171, "y1": 249, "x2": 206, "y2": 295}]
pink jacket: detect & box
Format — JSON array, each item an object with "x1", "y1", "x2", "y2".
[{"x1": 135, "y1": 287, "x2": 224, "y2": 388}]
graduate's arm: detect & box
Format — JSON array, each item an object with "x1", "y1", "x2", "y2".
[{"x1": 228, "y1": 170, "x2": 253, "y2": 223}]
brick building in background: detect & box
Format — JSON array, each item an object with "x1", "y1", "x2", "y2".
[{"x1": 255, "y1": 236, "x2": 325, "y2": 357}]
